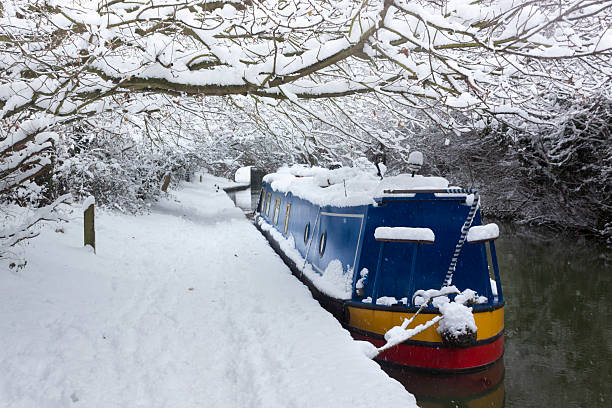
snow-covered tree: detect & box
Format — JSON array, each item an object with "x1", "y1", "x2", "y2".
[{"x1": 1, "y1": 0, "x2": 611, "y2": 255}]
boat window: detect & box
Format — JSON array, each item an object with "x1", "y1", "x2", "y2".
[
  {"x1": 283, "y1": 203, "x2": 291, "y2": 234},
  {"x1": 304, "y1": 222, "x2": 310, "y2": 244},
  {"x1": 319, "y1": 231, "x2": 327, "y2": 256},
  {"x1": 273, "y1": 198, "x2": 281, "y2": 225},
  {"x1": 265, "y1": 192, "x2": 271, "y2": 216}
]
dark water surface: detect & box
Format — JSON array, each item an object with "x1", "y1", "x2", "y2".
[
  {"x1": 227, "y1": 187, "x2": 260, "y2": 216},
  {"x1": 496, "y1": 224, "x2": 611, "y2": 407},
  {"x1": 383, "y1": 223, "x2": 611, "y2": 408},
  {"x1": 229, "y1": 190, "x2": 611, "y2": 407}
]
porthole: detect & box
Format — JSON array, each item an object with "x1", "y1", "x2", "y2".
[
  {"x1": 319, "y1": 231, "x2": 327, "y2": 256},
  {"x1": 304, "y1": 222, "x2": 310, "y2": 245}
]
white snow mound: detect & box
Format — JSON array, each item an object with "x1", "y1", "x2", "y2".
[
  {"x1": 467, "y1": 223, "x2": 499, "y2": 242},
  {"x1": 375, "y1": 227, "x2": 435, "y2": 242},
  {"x1": 263, "y1": 164, "x2": 451, "y2": 207},
  {"x1": 0, "y1": 176, "x2": 417, "y2": 408}
]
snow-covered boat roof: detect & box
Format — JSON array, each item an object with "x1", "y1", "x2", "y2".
[{"x1": 262, "y1": 164, "x2": 453, "y2": 207}]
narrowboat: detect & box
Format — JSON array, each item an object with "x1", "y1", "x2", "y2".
[{"x1": 254, "y1": 162, "x2": 504, "y2": 372}]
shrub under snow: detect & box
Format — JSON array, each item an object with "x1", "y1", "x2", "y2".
[{"x1": 52, "y1": 128, "x2": 204, "y2": 213}]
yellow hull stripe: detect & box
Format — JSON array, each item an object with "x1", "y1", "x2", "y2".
[{"x1": 347, "y1": 306, "x2": 504, "y2": 343}]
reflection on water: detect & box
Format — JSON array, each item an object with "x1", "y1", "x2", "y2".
[
  {"x1": 383, "y1": 359, "x2": 505, "y2": 407},
  {"x1": 497, "y1": 224, "x2": 611, "y2": 407},
  {"x1": 232, "y1": 188, "x2": 254, "y2": 211},
  {"x1": 227, "y1": 187, "x2": 261, "y2": 217},
  {"x1": 227, "y1": 190, "x2": 611, "y2": 407}
]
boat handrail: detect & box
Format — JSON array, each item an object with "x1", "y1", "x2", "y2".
[
  {"x1": 374, "y1": 226, "x2": 435, "y2": 244},
  {"x1": 383, "y1": 189, "x2": 473, "y2": 194},
  {"x1": 467, "y1": 237, "x2": 498, "y2": 243},
  {"x1": 384, "y1": 189, "x2": 448, "y2": 194},
  {"x1": 466, "y1": 223, "x2": 500, "y2": 243},
  {"x1": 375, "y1": 238, "x2": 435, "y2": 244}
]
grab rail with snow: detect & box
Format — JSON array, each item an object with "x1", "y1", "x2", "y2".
[
  {"x1": 466, "y1": 223, "x2": 503, "y2": 302},
  {"x1": 383, "y1": 188, "x2": 463, "y2": 194},
  {"x1": 370, "y1": 227, "x2": 435, "y2": 305}
]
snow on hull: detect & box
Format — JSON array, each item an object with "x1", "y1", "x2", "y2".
[{"x1": 257, "y1": 217, "x2": 354, "y2": 300}]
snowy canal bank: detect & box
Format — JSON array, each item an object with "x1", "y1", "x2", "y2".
[{"x1": 0, "y1": 178, "x2": 416, "y2": 408}]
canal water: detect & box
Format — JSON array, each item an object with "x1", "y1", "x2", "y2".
[
  {"x1": 495, "y1": 224, "x2": 611, "y2": 408},
  {"x1": 228, "y1": 188, "x2": 612, "y2": 407}
]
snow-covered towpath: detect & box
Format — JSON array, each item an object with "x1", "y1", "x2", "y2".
[{"x1": 0, "y1": 178, "x2": 416, "y2": 408}]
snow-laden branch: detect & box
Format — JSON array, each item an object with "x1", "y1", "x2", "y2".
[
  {"x1": 0, "y1": 0, "x2": 610, "y2": 224},
  {"x1": 0, "y1": 193, "x2": 71, "y2": 253},
  {"x1": 1, "y1": 0, "x2": 608, "y2": 123}
]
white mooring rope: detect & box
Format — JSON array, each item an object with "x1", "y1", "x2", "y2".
[{"x1": 442, "y1": 188, "x2": 480, "y2": 287}]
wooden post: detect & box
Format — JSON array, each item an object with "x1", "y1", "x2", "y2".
[
  {"x1": 83, "y1": 196, "x2": 95, "y2": 253},
  {"x1": 161, "y1": 172, "x2": 171, "y2": 192},
  {"x1": 200, "y1": 174, "x2": 202, "y2": 182}
]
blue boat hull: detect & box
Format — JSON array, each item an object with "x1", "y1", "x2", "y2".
[{"x1": 255, "y1": 180, "x2": 505, "y2": 371}]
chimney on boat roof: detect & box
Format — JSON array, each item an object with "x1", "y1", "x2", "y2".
[{"x1": 407, "y1": 151, "x2": 423, "y2": 177}]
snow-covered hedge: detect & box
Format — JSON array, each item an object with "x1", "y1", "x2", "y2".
[
  {"x1": 412, "y1": 97, "x2": 612, "y2": 246},
  {"x1": 52, "y1": 128, "x2": 204, "y2": 213}
]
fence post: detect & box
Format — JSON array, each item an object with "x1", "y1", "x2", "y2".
[
  {"x1": 83, "y1": 196, "x2": 95, "y2": 253},
  {"x1": 200, "y1": 174, "x2": 202, "y2": 183},
  {"x1": 161, "y1": 172, "x2": 171, "y2": 192}
]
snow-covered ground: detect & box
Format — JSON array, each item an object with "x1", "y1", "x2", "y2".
[{"x1": 0, "y1": 178, "x2": 416, "y2": 408}]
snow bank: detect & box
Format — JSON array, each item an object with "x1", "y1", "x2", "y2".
[
  {"x1": 263, "y1": 164, "x2": 451, "y2": 207},
  {"x1": 0, "y1": 179, "x2": 417, "y2": 408},
  {"x1": 467, "y1": 223, "x2": 499, "y2": 242},
  {"x1": 321, "y1": 259, "x2": 354, "y2": 298},
  {"x1": 374, "y1": 227, "x2": 435, "y2": 242}
]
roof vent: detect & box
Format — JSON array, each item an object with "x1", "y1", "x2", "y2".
[{"x1": 407, "y1": 151, "x2": 423, "y2": 177}]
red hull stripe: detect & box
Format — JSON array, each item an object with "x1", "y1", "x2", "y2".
[{"x1": 352, "y1": 333, "x2": 504, "y2": 371}]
